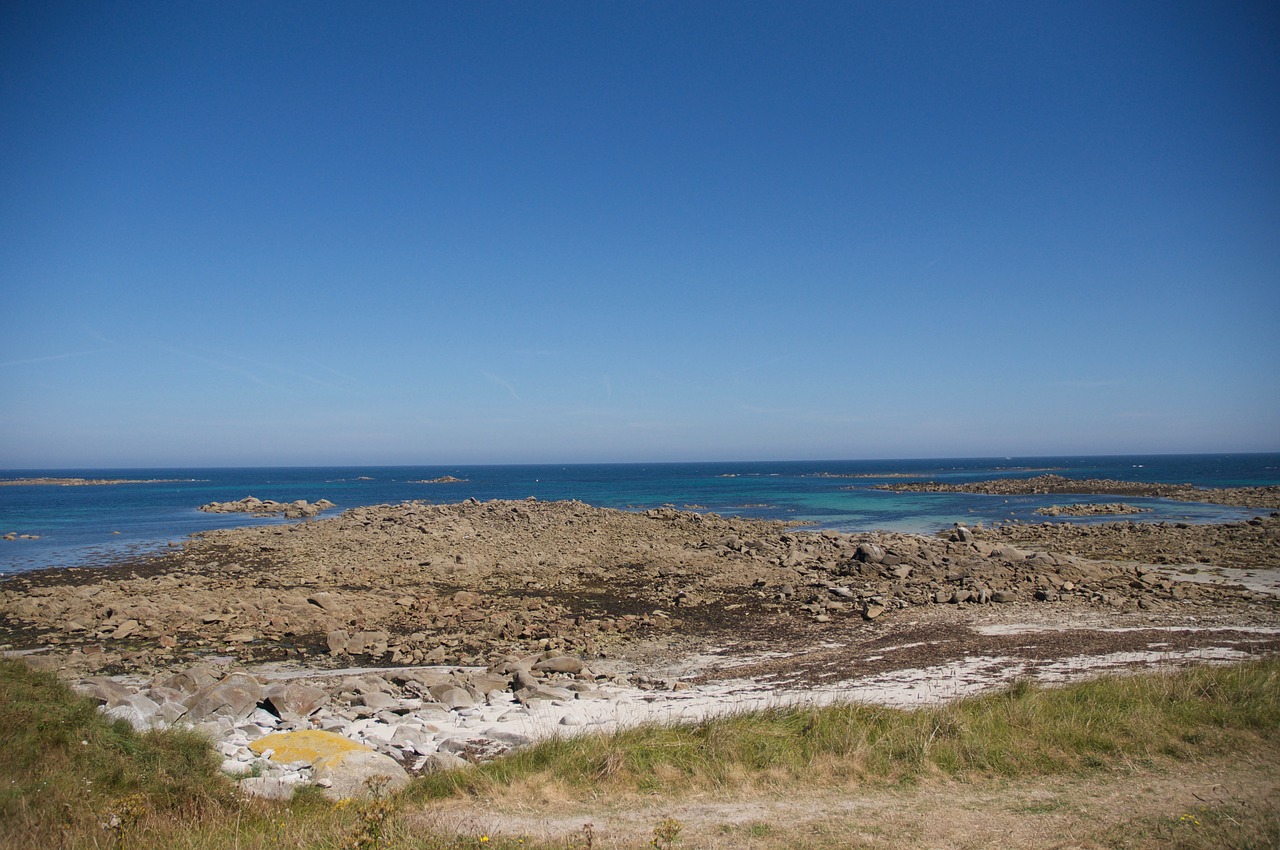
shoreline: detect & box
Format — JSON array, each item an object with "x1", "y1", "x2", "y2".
[{"x1": 3, "y1": 496, "x2": 1277, "y2": 800}]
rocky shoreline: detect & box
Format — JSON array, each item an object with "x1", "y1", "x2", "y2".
[
  {"x1": 3, "y1": 497, "x2": 1278, "y2": 800},
  {"x1": 874, "y1": 474, "x2": 1280, "y2": 509}
]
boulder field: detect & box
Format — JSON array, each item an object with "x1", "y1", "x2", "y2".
[{"x1": 2, "y1": 498, "x2": 1276, "y2": 678}]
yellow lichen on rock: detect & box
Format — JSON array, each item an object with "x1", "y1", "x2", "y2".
[{"x1": 248, "y1": 729, "x2": 368, "y2": 763}]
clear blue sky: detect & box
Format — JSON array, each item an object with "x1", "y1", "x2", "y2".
[{"x1": 2, "y1": 1, "x2": 1277, "y2": 468}]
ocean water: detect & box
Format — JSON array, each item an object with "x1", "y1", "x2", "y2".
[{"x1": 1, "y1": 454, "x2": 1277, "y2": 575}]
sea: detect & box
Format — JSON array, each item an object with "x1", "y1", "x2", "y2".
[{"x1": 1, "y1": 454, "x2": 1277, "y2": 576}]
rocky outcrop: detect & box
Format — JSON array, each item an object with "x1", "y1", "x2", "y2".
[
  {"x1": 198, "y1": 497, "x2": 336, "y2": 518},
  {"x1": 874, "y1": 475, "x2": 1280, "y2": 509},
  {"x1": 1035, "y1": 503, "x2": 1150, "y2": 517}
]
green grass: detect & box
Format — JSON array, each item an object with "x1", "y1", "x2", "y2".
[
  {"x1": 407, "y1": 657, "x2": 1280, "y2": 799},
  {"x1": 0, "y1": 657, "x2": 235, "y2": 844},
  {"x1": 1, "y1": 655, "x2": 1277, "y2": 849}
]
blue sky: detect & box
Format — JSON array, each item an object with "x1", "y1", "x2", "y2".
[{"x1": 2, "y1": 1, "x2": 1277, "y2": 467}]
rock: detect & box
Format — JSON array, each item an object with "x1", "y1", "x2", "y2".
[
  {"x1": 311, "y1": 750, "x2": 409, "y2": 801},
  {"x1": 532, "y1": 655, "x2": 584, "y2": 675},
  {"x1": 359, "y1": 691, "x2": 398, "y2": 712},
  {"x1": 263, "y1": 682, "x2": 329, "y2": 720},
  {"x1": 347, "y1": 630, "x2": 389, "y2": 657},
  {"x1": 111, "y1": 619, "x2": 139, "y2": 639},
  {"x1": 157, "y1": 666, "x2": 221, "y2": 696},
  {"x1": 863, "y1": 603, "x2": 886, "y2": 620},
  {"x1": 419, "y1": 752, "x2": 468, "y2": 773},
  {"x1": 429, "y1": 685, "x2": 475, "y2": 710},
  {"x1": 249, "y1": 730, "x2": 367, "y2": 764},
  {"x1": 183, "y1": 672, "x2": 264, "y2": 723},
  {"x1": 103, "y1": 702, "x2": 154, "y2": 732},
  {"x1": 238, "y1": 777, "x2": 298, "y2": 800},
  {"x1": 73, "y1": 677, "x2": 134, "y2": 706},
  {"x1": 854, "y1": 543, "x2": 885, "y2": 563}
]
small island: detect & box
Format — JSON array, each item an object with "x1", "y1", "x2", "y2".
[
  {"x1": 1034, "y1": 502, "x2": 1151, "y2": 517},
  {"x1": 198, "y1": 497, "x2": 336, "y2": 518},
  {"x1": 0, "y1": 477, "x2": 192, "y2": 487},
  {"x1": 412, "y1": 476, "x2": 468, "y2": 484},
  {"x1": 874, "y1": 474, "x2": 1280, "y2": 509}
]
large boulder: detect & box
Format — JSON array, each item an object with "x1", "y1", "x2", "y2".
[
  {"x1": 262, "y1": 682, "x2": 329, "y2": 720},
  {"x1": 183, "y1": 672, "x2": 263, "y2": 723},
  {"x1": 312, "y1": 750, "x2": 409, "y2": 801}
]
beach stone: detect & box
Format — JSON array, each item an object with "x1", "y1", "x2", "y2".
[
  {"x1": 429, "y1": 685, "x2": 476, "y2": 709},
  {"x1": 347, "y1": 630, "x2": 390, "y2": 657},
  {"x1": 515, "y1": 685, "x2": 575, "y2": 703},
  {"x1": 263, "y1": 682, "x2": 329, "y2": 719},
  {"x1": 533, "y1": 655, "x2": 585, "y2": 674},
  {"x1": 110, "y1": 619, "x2": 139, "y2": 639},
  {"x1": 73, "y1": 677, "x2": 134, "y2": 706},
  {"x1": 420, "y1": 752, "x2": 468, "y2": 773},
  {"x1": 157, "y1": 666, "x2": 221, "y2": 696},
  {"x1": 183, "y1": 673, "x2": 263, "y2": 723},
  {"x1": 312, "y1": 750, "x2": 409, "y2": 801},
  {"x1": 511, "y1": 668, "x2": 539, "y2": 691},
  {"x1": 359, "y1": 691, "x2": 398, "y2": 712},
  {"x1": 103, "y1": 702, "x2": 155, "y2": 732},
  {"x1": 854, "y1": 543, "x2": 885, "y2": 563}
]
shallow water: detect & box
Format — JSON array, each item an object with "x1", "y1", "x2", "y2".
[{"x1": 1, "y1": 453, "x2": 1276, "y2": 574}]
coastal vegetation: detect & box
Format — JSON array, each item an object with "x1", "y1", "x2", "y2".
[{"x1": 3, "y1": 655, "x2": 1277, "y2": 849}]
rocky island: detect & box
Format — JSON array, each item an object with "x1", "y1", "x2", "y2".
[
  {"x1": 0, "y1": 477, "x2": 192, "y2": 487},
  {"x1": 1034, "y1": 502, "x2": 1150, "y2": 516},
  {"x1": 875, "y1": 473, "x2": 1280, "y2": 509},
  {"x1": 198, "y1": 497, "x2": 337, "y2": 518}
]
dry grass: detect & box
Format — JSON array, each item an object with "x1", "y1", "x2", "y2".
[
  {"x1": 408, "y1": 657, "x2": 1280, "y2": 801},
  {"x1": 1, "y1": 656, "x2": 1277, "y2": 849}
]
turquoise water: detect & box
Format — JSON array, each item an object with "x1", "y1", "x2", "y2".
[{"x1": 1, "y1": 454, "x2": 1276, "y2": 574}]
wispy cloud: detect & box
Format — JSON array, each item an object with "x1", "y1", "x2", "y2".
[
  {"x1": 157, "y1": 344, "x2": 278, "y2": 389},
  {"x1": 0, "y1": 348, "x2": 118, "y2": 368},
  {"x1": 483, "y1": 372, "x2": 521, "y2": 401}
]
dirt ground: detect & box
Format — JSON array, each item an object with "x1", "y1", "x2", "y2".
[{"x1": 411, "y1": 742, "x2": 1280, "y2": 849}]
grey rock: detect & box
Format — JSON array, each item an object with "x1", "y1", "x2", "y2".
[
  {"x1": 420, "y1": 752, "x2": 468, "y2": 773},
  {"x1": 532, "y1": 655, "x2": 585, "y2": 675},
  {"x1": 311, "y1": 750, "x2": 409, "y2": 801},
  {"x1": 183, "y1": 672, "x2": 264, "y2": 723},
  {"x1": 238, "y1": 777, "x2": 298, "y2": 800},
  {"x1": 263, "y1": 682, "x2": 329, "y2": 720}
]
